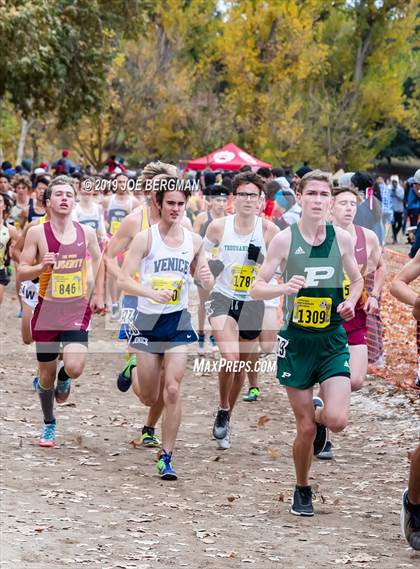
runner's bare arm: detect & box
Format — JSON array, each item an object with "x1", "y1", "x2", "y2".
[
  {"x1": 104, "y1": 212, "x2": 140, "y2": 278},
  {"x1": 132, "y1": 197, "x2": 141, "y2": 209},
  {"x1": 181, "y1": 216, "x2": 193, "y2": 230},
  {"x1": 7, "y1": 225, "x2": 19, "y2": 261},
  {"x1": 364, "y1": 229, "x2": 386, "y2": 313},
  {"x1": 102, "y1": 196, "x2": 110, "y2": 210},
  {"x1": 366, "y1": 230, "x2": 386, "y2": 294},
  {"x1": 251, "y1": 230, "x2": 304, "y2": 300},
  {"x1": 390, "y1": 250, "x2": 420, "y2": 307},
  {"x1": 98, "y1": 205, "x2": 107, "y2": 240},
  {"x1": 190, "y1": 233, "x2": 214, "y2": 291},
  {"x1": 18, "y1": 226, "x2": 52, "y2": 281},
  {"x1": 263, "y1": 219, "x2": 280, "y2": 246},
  {"x1": 192, "y1": 212, "x2": 206, "y2": 234},
  {"x1": 11, "y1": 219, "x2": 36, "y2": 262},
  {"x1": 117, "y1": 231, "x2": 172, "y2": 304},
  {"x1": 85, "y1": 226, "x2": 105, "y2": 304},
  {"x1": 336, "y1": 228, "x2": 363, "y2": 319},
  {"x1": 204, "y1": 218, "x2": 224, "y2": 247}
]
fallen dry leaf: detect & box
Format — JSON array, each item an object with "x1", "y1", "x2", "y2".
[{"x1": 257, "y1": 415, "x2": 270, "y2": 427}]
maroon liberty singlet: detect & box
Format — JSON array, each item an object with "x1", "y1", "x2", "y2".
[
  {"x1": 343, "y1": 225, "x2": 369, "y2": 345},
  {"x1": 31, "y1": 222, "x2": 92, "y2": 342}
]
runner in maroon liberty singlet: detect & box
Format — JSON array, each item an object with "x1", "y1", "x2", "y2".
[
  {"x1": 31, "y1": 220, "x2": 92, "y2": 339},
  {"x1": 316, "y1": 185, "x2": 386, "y2": 460},
  {"x1": 18, "y1": 176, "x2": 104, "y2": 448},
  {"x1": 342, "y1": 225, "x2": 369, "y2": 346}
]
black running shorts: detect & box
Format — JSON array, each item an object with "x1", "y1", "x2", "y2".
[{"x1": 206, "y1": 291, "x2": 264, "y2": 341}]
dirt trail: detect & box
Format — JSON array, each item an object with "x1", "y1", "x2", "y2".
[{"x1": 1, "y1": 286, "x2": 419, "y2": 569}]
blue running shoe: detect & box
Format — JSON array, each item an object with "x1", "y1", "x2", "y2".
[
  {"x1": 32, "y1": 377, "x2": 39, "y2": 391},
  {"x1": 117, "y1": 354, "x2": 136, "y2": 392},
  {"x1": 55, "y1": 379, "x2": 71, "y2": 403},
  {"x1": 157, "y1": 450, "x2": 177, "y2": 480},
  {"x1": 39, "y1": 421, "x2": 56, "y2": 448},
  {"x1": 209, "y1": 335, "x2": 218, "y2": 353}
]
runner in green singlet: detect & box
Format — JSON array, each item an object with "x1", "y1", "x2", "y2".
[{"x1": 251, "y1": 170, "x2": 363, "y2": 516}]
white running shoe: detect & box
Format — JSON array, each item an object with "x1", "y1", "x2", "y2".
[{"x1": 216, "y1": 425, "x2": 231, "y2": 450}]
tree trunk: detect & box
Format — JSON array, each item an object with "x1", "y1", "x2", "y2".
[
  {"x1": 353, "y1": 24, "x2": 373, "y2": 83},
  {"x1": 16, "y1": 117, "x2": 31, "y2": 165},
  {"x1": 31, "y1": 131, "x2": 39, "y2": 167}
]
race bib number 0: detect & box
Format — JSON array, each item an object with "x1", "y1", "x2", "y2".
[
  {"x1": 230, "y1": 264, "x2": 258, "y2": 292},
  {"x1": 150, "y1": 276, "x2": 183, "y2": 304},
  {"x1": 292, "y1": 296, "x2": 332, "y2": 329},
  {"x1": 110, "y1": 220, "x2": 121, "y2": 235},
  {"x1": 52, "y1": 271, "x2": 83, "y2": 299}
]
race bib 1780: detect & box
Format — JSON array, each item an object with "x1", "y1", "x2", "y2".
[{"x1": 230, "y1": 264, "x2": 258, "y2": 292}]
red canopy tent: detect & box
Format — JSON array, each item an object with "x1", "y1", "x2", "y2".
[{"x1": 185, "y1": 143, "x2": 272, "y2": 171}]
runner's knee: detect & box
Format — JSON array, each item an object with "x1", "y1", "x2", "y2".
[
  {"x1": 64, "y1": 362, "x2": 84, "y2": 379},
  {"x1": 351, "y1": 375, "x2": 364, "y2": 392},
  {"x1": 163, "y1": 379, "x2": 181, "y2": 404},
  {"x1": 296, "y1": 419, "x2": 316, "y2": 441},
  {"x1": 324, "y1": 413, "x2": 347, "y2": 433},
  {"x1": 221, "y1": 352, "x2": 240, "y2": 364},
  {"x1": 138, "y1": 386, "x2": 159, "y2": 407}
]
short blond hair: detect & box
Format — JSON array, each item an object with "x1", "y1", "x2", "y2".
[
  {"x1": 139, "y1": 161, "x2": 178, "y2": 192},
  {"x1": 298, "y1": 170, "x2": 333, "y2": 194},
  {"x1": 48, "y1": 175, "x2": 77, "y2": 191}
]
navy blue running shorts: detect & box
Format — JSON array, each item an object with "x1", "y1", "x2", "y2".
[{"x1": 128, "y1": 309, "x2": 198, "y2": 354}]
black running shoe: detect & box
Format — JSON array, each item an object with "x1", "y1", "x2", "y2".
[
  {"x1": 313, "y1": 397, "x2": 328, "y2": 456},
  {"x1": 401, "y1": 489, "x2": 420, "y2": 551},
  {"x1": 316, "y1": 440, "x2": 334, "y2": 460},
  {"x1": 117, "y1": 355, "x2": 136, "y2": 393},
  {"x1": 213, "y1": 409, "x2": 230, "y2": 440},
  {"x1": 291, "y1": 485, "x2": 314, "y2": 516}
]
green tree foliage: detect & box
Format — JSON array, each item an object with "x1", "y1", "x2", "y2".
[
  {"x1": 1, "y1": 0, "x2": 418, "y2": 169},
  {"x1": 0, "y1": 0, "x2": 151, "y2": 126},
  {"x1": 299, "y1": 0, "x2": 419, "y2": 169}
]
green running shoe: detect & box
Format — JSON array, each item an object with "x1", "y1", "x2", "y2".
[
  {"x1": 141, "y1": 426, "x2": 161, "y2": 448},
  {"x1": 243, "y1": 387, "x2": 261, "y2": 402},
  {"x1": 117, "y1": 354, "x2": 136, "y2": 392}
]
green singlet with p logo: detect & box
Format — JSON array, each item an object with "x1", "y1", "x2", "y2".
[{"x1": 282, "y1": 223, "x2": 345, "y2": 332}]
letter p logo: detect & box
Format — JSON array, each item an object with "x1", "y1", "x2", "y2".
[{"x1": 303, "y1": 266, "x2": 334, "y2": 287}]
